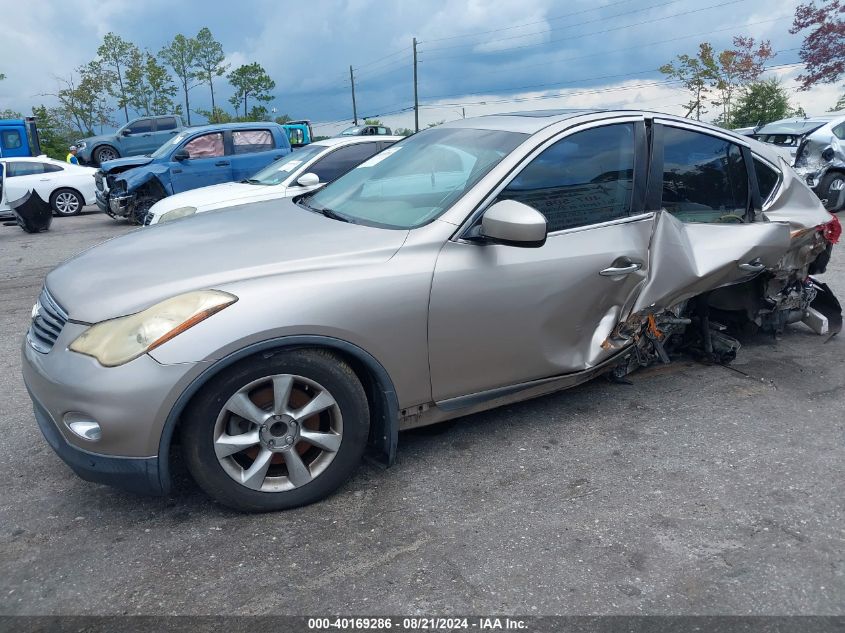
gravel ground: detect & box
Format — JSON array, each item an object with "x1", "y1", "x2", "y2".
[{"x1": 0, "y1": 211, "x2": 843, "y2": 615}]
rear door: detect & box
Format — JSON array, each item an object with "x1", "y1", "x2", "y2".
[
  {"x1": 230, "y1": 128, "x2": 283, "y2": 181},
  {"x1": 152, "y1": 117, "x2": 180, "y2": 152},
  {"x1": 632, "y1": 121, "x2": 791, "y2": 313},
  {"x1": 169, "y1": 132, "x2": 231, "y2": 193}
]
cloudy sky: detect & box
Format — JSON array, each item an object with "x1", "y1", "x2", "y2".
[{"x1": 0, "y1": 0, "x2": 837, "y2": 135}]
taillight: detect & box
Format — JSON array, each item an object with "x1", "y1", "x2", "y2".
[{"x1": 820, "y1": 213, "x2": 842, "y2": 244}]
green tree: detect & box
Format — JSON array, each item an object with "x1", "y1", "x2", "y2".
[
  {"x1": 193, "y1": 27, "x2": 228, "y2": 122},
  {"x1": 31, "y1": 104, "x2": 77, "y2": 159},
  {"x1": 127, "y1": 50, "x2": 179, "y2": 116},
  {"x1": 51, "y1": 62, "x2": 114, "y2": 136},
  {"x1": 160, "y1": 34, "x2": 199, "y2": 125},
  {"x1": 710, "y1": 36, "x2": 775, "y2": 127},
  {"x1": 730, "y1": 79, "x2": 799, "y2": 128},
  {"x1": 195, "y1": 106, "x2": 234, "y2": 123},
  {"x1": 247, "y1": 105, "x2": 271, "y2": 121},
  {"x1": 97, "y1": 32, "x2": 138, "y2": 123},
  {"x1": 659, "y1": 43, "x2": 718, "y2": 120},
  {"x1": 393, "y1": 127, "x2": 414, "y2": 136},
  {"x1": 227, "y1": 62, "x2": 275, "y2": 118},
  {"x1": 274, "y1": 114, "x2": 293, "y2": 124},
  {"x1": 364, "y1": 118, "x2": 382, "y2": 125},
  {"x1": 0, "y1": 108, "x2": 22, "y2": 118}
]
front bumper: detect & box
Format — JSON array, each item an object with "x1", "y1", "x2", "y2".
[
  {"x1": 29, "y1": 390, "x2": 163, "y2": 495},
  {"x1": 95, "y1": 189, "x2": 135, "y2": 217},
  {"x1": 21, "y1": 322, "x2": 202, "y2": 495}
]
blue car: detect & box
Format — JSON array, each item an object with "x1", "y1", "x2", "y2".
[{"x1": 95, "y1": 122, "x2": 291, "y2": 224}]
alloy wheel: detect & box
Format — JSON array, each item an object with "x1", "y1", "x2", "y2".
[
  {"x1": 213, "y1": 373, "x2": 343, "y2": 492},
  {"x1": 96, "y1": 147, "x2": 117, "y2": 163},
  {"x1": 54, "y1": 191, "x2": 80, "y2": 215}
]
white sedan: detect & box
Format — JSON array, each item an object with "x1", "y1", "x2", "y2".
[
  {"x1": 145, "y1": 135, "x2": 403, "y2": 225},
  {"x1": 0, "y1": 156, "x2": 97, "y2": 218}
]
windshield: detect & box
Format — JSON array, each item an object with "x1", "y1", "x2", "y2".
[
  {"x1": 340, "y1": 126, "x2": 361, "y2": 136},
  {"x1": 249, "y1": 145, "x2": 327, "y2": 185},
  {"x1": 304, "y1": 127, "x2": 526, "y2": 229},
  {"x1": 150, "y1": 132, "x2": 189, "y2": 159}
]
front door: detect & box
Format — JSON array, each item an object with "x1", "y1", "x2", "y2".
[
  {"x1": 120, "y1": 118, "x2": 157, "y2": 156},
  {"x1": 428, "y1": 120, "x2": 653, "y2": 401},
  {"x1": 169, "y1": 132, "x2": 231, "y2": 193}
]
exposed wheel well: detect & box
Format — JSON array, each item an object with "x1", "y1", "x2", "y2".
[{"x1": 158, "y1": 338, "x2": 399, "y2": 494}]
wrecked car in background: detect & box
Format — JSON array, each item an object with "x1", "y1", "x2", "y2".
[
  {"x1": 752, "y1": 114, "x2": 845, "y2": 212},
  {"x1": 23, "y1": 110, "x2": 841, "y2": 512},
  {"x1": 95, "y1": 122, "x2": 291, "y2": 224}
]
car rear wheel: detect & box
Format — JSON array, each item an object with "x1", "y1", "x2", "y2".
[
  {"x1": 181, "y1": 349, "x2": 370, "y2": 512},
  {"x1": 94, "y1": 146, "x2": 118, "y2": 165},
  {"x1": 50, "y1": 189, "x2": 83, "y2": 216},
  {"x1": 819, "y1": 172, "x2": 845, "y2": 211}
]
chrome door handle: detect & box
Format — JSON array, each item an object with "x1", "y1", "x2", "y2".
[
  {"x1": 215, "y1": 160, "x2": 230, "y2": 166},
  {"x1": 738, "y1": 258, "x2": 765, "y2": 272},
  {"x1": 599, "y1": 262, "x2": 642, "y2": 276}
]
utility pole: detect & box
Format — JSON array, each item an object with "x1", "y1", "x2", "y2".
[
  {"x1": 349, "y1": 65, "x2": 358, "y2": 126},
  {"x1": 413, "y1": 37, "x2": 419, "y2": 133}
]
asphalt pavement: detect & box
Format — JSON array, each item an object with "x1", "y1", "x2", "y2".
[{"x1": 0, "y1": 210, "x2": 843, "y2": 615}]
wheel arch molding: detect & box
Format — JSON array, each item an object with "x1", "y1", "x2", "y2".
[{"x1": 156, "y1": 335, "x2": 400, "y2": 494}]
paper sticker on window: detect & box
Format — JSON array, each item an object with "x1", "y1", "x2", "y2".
[
  {"x1": 357, "y1": 146, "x2": 401, "y2": 168},
  {"x1": 277, "y1": 160, "x2": 302, "y2": 173}
]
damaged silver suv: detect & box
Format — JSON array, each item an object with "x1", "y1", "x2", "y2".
[
  {"x1": 23, "y1": 110, "x2": 841, "y2": 512},
  {"x1": 752, "y1": 114, "x2": 845, "y2": 211}
]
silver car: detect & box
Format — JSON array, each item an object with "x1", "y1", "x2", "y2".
[
  {"x1": 752, "y1": 114, "x2": 845, "y2": 211},
  {"x1": 22, "y1": 110, "x2": 841, "y2": 511}
]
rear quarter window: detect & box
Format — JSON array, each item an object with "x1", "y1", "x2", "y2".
[{"x1": 753, "y1": 157, "x2": 781, "y2": 204}]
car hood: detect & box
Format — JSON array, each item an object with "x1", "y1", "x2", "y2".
[
  {"x1": 46, "y1": 198, "x2": 409, "y2": 323},
  {"x1": 100, "y1": 156, "x2": 154, "y2": 173},
  {"x1": 77, "y1": 133, "x2": 114, "y2": 146},
  {"x1": 150, "y1": 181, "x2": 278, "y2": 216}
]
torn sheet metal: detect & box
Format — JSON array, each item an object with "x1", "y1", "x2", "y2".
[{"x1": 631, "y1": 211, "x2": 791, "y2": 314}]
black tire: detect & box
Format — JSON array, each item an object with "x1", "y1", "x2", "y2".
[
  {"x1": 94, "y1": 145, "x2": 119, "y2": 165},
  {"x1": 817, "y1": 171, "x2": 845, "y2": 211},
  {"x1": 49, "y1": 188, "x2": 84, "y2": 216},
  {"x1": 180, "y1": 349, "x2": 370, "y2": 512}
]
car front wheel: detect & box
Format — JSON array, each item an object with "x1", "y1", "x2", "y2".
[
  {"x1": 181, "y1": 349, "x2": 370, "y2": 512},
  {"x1": 819, "y1": 171, "x2": 845, "y2": 211}
]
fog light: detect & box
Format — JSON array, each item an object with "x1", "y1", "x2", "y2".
[{"x1": 63, "y1": 413, "x2": 102, "y2": 441}]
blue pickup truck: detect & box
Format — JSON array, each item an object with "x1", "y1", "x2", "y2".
[{"x1": 96, "y1": 122, "x2": 291, "y2": 223}]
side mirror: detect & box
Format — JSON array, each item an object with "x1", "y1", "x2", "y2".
[
  {"x1": 478, "y1": 199, "x2": 547, "y2": 247},
  {"x1": 173, "y1": 149, "x2": 189, "y2": 161},
  {"x1": 297, "y1": 172, "x2": 320, "y2": 187},
  {"x1": 120, "y1": 129, "x2": 131, "y2": 137}
]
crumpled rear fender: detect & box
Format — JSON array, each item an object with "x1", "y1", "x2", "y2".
[{"x1": 631, "y1": 211, "x2": 791, "y2": 314}]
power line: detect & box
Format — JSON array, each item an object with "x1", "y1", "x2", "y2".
[
  {"x1": 419, "y1": 0, "x2": 639, "y2": 44},
  {"x1": 420, "y1": 0, "x2": 685, "y2": 53},
  {"x1": 420, "y1": 0, "x2": 750, "y2": 61},
  {"x1": 419, "y1": 15, "x2": 792, "y2": 69}
]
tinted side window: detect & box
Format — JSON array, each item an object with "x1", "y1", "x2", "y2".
[
  {"x1": 126, "y1": 119, "x2": 154, "y2": 134},
  {"x1": 754, "y1": 157, "x2": 780, "y2": 203},
  {"x1": 7, "y1": 162, "x2": 44, "y2": 177},
  {"x1": 309, "y1": 143, "x2": 381, "y2": 182},
  {"x1": 1, "y1": 130, "x2": 22, "y2": 150},
  {"x1": 232, "y1": 129, "x2": 274, "y2": 155},
  {"x1": 156, "y1": 117, "x2": 177, "y2": 131},
  {"x1": 43, "y1": 163, "x2": 64, "y2": 173},
  {"x1": 832, "y1": 123, "x2": 845, "y2": 140},
  {"x1": 661, "y1": 127, "x2": 748, "y2": 223},
  {"x1": 182, "y1": 133, "x2": 225, "y2": 158},
  {"x1": 497, "y1": 123, "x2": 636, "y2": 232}
]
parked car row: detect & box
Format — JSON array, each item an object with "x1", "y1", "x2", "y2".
[
  {"x1": 22, "y1": 109, "x2": 841, "y2": 512},
  {"x1": 741, "y1": 113, "x2": 845, "y2": 212},
  {"x1": 146, "y1": 135, "x2": 402, "y2": 225}
]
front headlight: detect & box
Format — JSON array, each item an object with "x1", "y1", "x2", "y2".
[
  {"x1": 158, "y1": 206, "x2": 198, "y2": 224},
  {"x1": 69, "y1": 290, "x2": 237, "y2": 367},
  {"x1": 76, "y1": 141, "x2": 87, "y2": 150}
]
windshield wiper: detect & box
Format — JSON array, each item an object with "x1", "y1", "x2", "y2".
[
  {"x1": 318, "y1": 207, "x2": 352, "y2": 223},
  {"x1": 244, "y1": 178, "x2": 264, "y2": 184}
]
